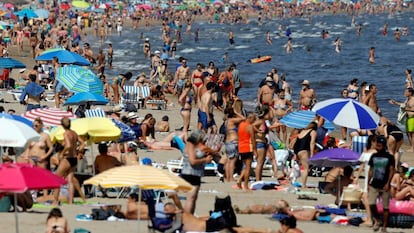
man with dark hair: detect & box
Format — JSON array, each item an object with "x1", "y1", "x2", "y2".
[
  {"x1": 368, "y1": 136, "x2": 395, "y2": 232},
  {"x1": 19, "y1": 74, "x2": 44, "y2": 111},
  {"x1": 198, "y1": 82, "x2": 217, "y2": 133},
  {"x1": 94, "y1": 143, "x2": 121, "y2": 174}
]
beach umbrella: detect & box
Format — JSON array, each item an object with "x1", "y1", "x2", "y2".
[
  {"x1": 49, "y1": 117, "x2": 121, "y2": 143},
  {"x1": 213, "y1": 0, "x2": 224, "y2": 6},
  {"x1": 56, "y1": 66, "x2": 103, "y2": 94},
  {"x1": 63, "y1": 92, "x2": 108, "y2": 106},
  {"x1": 111, "y1": 118, "x2": 136, "y2": 143},
  {"x1": 279, "y1": 110, "x2": 335, "y2": 132},
  {"x1": 0, "y1": 57, "x2": 26, "y2": 69},
  {"x1": 3, "y1": 3, "x2": 14, "y2": 9},
  {"x1": 60, "y1": 3, "x2": 71, "y2": 10},
  {"x1": 15, "y1": 9, "x2": 38, "y2": 19},
  {"x1": 71, "y1": 0, "x2": 91, "y2": 9},
  {"x1": 309, "y1": 148, "x2": 360, "y2": 201},
  {"x1": 0, "y1": 162, "x2": 67, "y2": 233},
  {"x1": 0, "y1": 118, "x2": 40, "y2": 148},
  {"x1": 312, "y1": 98, "x2": 380, "y2": 130},
  {"x1": 0, "y1": 113, "x2": 33, "y2": 127},
  {"x1": 34, "y1": 8, "x2": 49, "y2": 19},
  {"x1": 84, "y1": 164, "x2": 193, "y2": 232},
  {"x1": 35, "y1": 48, "x2": 91, "y2": 66},
  {"x1": 22, "y1": 107, "x2": 76, "y2": 127},
  {"x1": 136, "y1": 4, "x2": 152, "y2": 10},
  {"x1": 99, "y1": 3, "x2": 108, "y2": 9}
]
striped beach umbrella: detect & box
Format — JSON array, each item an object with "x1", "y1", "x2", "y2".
[
  {"x1": 56, "y1": 66, "x2": 103, "y2": 94},
  {"x1": 22, "y1": 107, "x2": 76, "y2": 127},
  {"x1": 84, "y1": 164, "x2": 193, "y2": 190},
  {"x1": 280, "y1": 110, "x2": 335, "y2": 131}
]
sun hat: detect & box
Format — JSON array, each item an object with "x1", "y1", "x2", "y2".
[
  {"x1": 302, "y1": 80, "x2": 310, "y2": 85},
  {"x1": 265, "y1": 76, "x2": 273, "y2": 82},
  {"x1": 127, "y1": 112, "x2": 140, "y2": 120}
]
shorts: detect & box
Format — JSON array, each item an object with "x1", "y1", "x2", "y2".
[
  {"x1": 54, "y1": 81, "x2": 64, "y2": 93},
  {"x1": 368, "y1": 186, "x2": 390, "y2": 209},
  {"x1": 225, "y1": 141, "x2": 238, "y2": 159},
  {"x1": 229, "y1": 38, "x2": 235, "y2": 45},
  {"x1": 176, "y1": 79, "x2": 186, "y2": 92},
  {"x1": 108, "y1": 56, "x2": 113, "y2": 65},
  {"x1": 239, "y1": 152, "x2": 253, "y2": 161},
  {"x1": 406, "y1": 116, "x2": 414, "y2": 132},
  {"x1": 256, "y1": 142, "x2": 268, "y2": 150},
  {"x1": 3, "y1": 37, "x2": 11, "y2": 43},
  {"x1": 66, "y1": 157, "x2": 78, "y2": 168},
  {"x1": 180, "y1": 174, "x2": 201, "y2": 186},
  {"x1": 198, "y1": 110, "x2": 215, "y2": 130},
  {"x1": 27, "y1": 104, "x2": 41, "y2": 111}
]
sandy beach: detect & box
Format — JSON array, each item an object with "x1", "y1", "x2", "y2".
[{"x1": 1, "y1": 12, "x2": 414, "y2": 233}]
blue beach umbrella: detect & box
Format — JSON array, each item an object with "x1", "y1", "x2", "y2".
[
  {"x1": 63, "y1": 92, "x2": 108, "y2": 106},
  {"x1": 34, "y1": 9, "x2": 49, "y2": 18},
  {"x1": 15, "y1": 9, "x2": 38, "y2": 19},
  {"x1": 56, "y1": 66, "x2": 103, "y2": 94},
  {"x1": 280, "y1": 110, "x2": 335, "y2": 132},
  {"x1": 35, "y1": 48, "x2": 91, "y2": 66},
  {"x1": 111, "y1": 118, "x2": 136, "y2": 143},
  {"x1": 0, "y1": 57, "x2": 26, "y2": 69},
  {"x1": 312, "y1": 98, "x2": 380, "y2": 130},
  {"x1": 0, "y1": 113, "x2": 33, "y2": 127}
]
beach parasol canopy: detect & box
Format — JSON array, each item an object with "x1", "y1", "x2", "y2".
[
  {"x1": 111, "y1": 118, "x2": 136, "y2": 143},
  {"x1": 84, "y1": 164, "x2": 193, "y2": 231},
  {"x1": 22, "y1": 107, "x2": 76, "y2": 127},
  {"x1": 34, "y1": 8, "x2": 49, "y2": 19},
  {"x1": 60, "y1": 2, "x2": 71, "y2": 10},
  {"x1": 71, "y1": 0, "x2": 91, "y2": 9},
  {"x1": 0, "y1": 113, "x2": 33, "y2": 127},
  {"x1": 0, "y1": 57, "x2": 26, "y2": 69},
  {"x1": 279, "y1": 110, "x2": 335, "y2": 131},
  {"x1": 15, "y1": 9, "x2": 38, "y2": 19},
  {"x1": 0, "y1": 163, "x2": 67, "y2": 233},
  {"x1": 63, "y1": 92, "x2": 108, "y2": 106},
  {"x1": 312, "y1": 98, "x2": 380, "y2": 130},
  {"x1": 56, "y1": 66, "x2": 103, "y2": 94},
  {"x1": 35, "y1": 48, "x2": 91, "y2": 66},
  {"x1": 135, "y1": 4, "x2": 152, "y2": 10},
  {"x1": 49, "y1": 117, "x2": 121, "y2": 143},
  {"x1": 0, "y1": 118, "x2": 40, "y2": 147}
]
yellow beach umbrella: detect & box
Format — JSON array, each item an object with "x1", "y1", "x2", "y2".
[
  {"x1": 71, "y1": 0, "x2": 91, "y2": 9},
  {"x1": 49, "y1": 117, "x2": 121, "y2": 143},
  {"x1": 84, "y1": 164, "x2": 193, "y2": 191}
]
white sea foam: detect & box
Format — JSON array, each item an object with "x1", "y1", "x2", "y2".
[{"x1": 180, "y1": 48, "x2": 196, "y2": 53}]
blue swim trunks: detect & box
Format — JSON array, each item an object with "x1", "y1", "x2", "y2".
[{"x1": 198, "y1": 110, "x2": 215, "y2": 129}]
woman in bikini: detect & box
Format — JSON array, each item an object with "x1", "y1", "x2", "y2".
[
  {"x1": 179, "y1": 82, "x2": 193, "y2": 134},
  {"x1": 191, "y1": 63, "x2": 205, "y2": 105},
  {"x1": 111, "y1": 72, "x2": 132, "y2": 104},
  {"x1": 253, "y1": 105, "x2": 271, "y2": 181},
  {"x1": 377, "y1": 117, "x2": 404, "y2": 169},
  {"x1": 273, "y1": 89, "x2": 293, "y2": 143},
  {"x1": 392, "y1": 169, "x2": 414, "y2": 201},
  {"x1": 223, "y1": 101, "x2": 245, "y2": 182},
  {"x1": 141, "y1": 117, "x2": 156, "y2": 142},
  {"x1": 347, "y1": 78, "x2": 359, "y2": 100},
  {"x1": 46, "y1": 208, "x2": 70, "y2": 233},
  {"x1": 293, "y1": 122, "x2": 317, "y2": 188}
]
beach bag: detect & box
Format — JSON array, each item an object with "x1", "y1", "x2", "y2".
[
  {"x1": 91, "y1": 208, "x2": 115, "y2": 220},
  {"x1": 397, "y1": 104, "x2": 407, "y2": 125},
  {"x1": 211, "y1": 195, "x2": 238, "y2": 228}
]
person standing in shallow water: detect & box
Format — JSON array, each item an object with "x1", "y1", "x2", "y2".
[{"x1": 369, "y1": 47, "x2": 375, "y2": 64}]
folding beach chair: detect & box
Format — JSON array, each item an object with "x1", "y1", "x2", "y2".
[
  {"x1": 352, "y1": 136, "x2": 368, "y2": 155},
  {"x1": 121, "y1": 85, "x2": 141, "y2": 108},
  {"x1": 85, "y1": 108, "x2": 106, "y2": 118}
]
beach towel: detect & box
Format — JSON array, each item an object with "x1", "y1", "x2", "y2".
[{"x1": 249, "y1": 180, "x2": 280, "y2": 190}]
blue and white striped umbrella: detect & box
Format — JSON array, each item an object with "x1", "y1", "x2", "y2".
[
  {"x1": 56, "y1": 66, "x2": 103, "y2": 94},
  {"x1": 280, "y1": 110, "x2": 335, "y2": 131},
  {"x1": 111, "y1": 118, "x2": 136, "y2": 143},
  {"x1": 312, "y1": 98, "x2": 380, "y2": 130}
]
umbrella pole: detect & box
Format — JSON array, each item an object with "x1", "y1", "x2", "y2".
[
  {"x1": 337, "y1": 175, "x2": 341, "y2": 207},
  {"x1": 0, "y1": 146, "x2": 2, "y2": 164},
  {"x1": 14, "y1": 193, "x2": 19, "y2": 233},
  {"x1": 137, "y1": 188, "x2": 142, "y2": 233}
]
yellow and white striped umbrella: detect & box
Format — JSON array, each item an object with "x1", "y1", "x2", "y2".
[{"x1": 84, "y1": 165, "x2": 193, "y2": 192}]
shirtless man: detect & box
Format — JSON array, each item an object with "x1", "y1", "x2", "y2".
[
  {"x1": 143, "y1": 38, "x2": 150, "y2": 59},
  {"x1": 53, "y1": 117, "x2": 85, "y2": 205},
  {"x1": 298, "y1": 80, "x2": 316, "y2": 110},
  {"x1": 175, "y1": 58, "x2": 190, "y2": 96},
  {"x1": 363, "y1": 84, "x2": 381, "y2": 115},
  {"x1": 369, "y1": 47, "x2": 375, "y2": 64},
  {"x1": 96, "y1": 49, "x2": 106, "y2": 75},
  {"x1": 405, "y1": 68, "x2": 412, "y2": 88},
  {"x1": 107, "y1": 43, "x2": 113, "y2": 69},
  {"x1": 198, "y1": 82, "x2": 217, "y2": 133},
  {"x1": 257, "y1": 76, "x2": 275, "y2": 106}
]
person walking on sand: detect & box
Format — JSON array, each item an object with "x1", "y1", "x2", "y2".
[
  {"x1": 236, "y1": 113, "x2": 256, "y2": 190},
  {"x1": 53, "y1": 117, "x2": 85, "y2": 206},
  {"x1": 368, "y1": 136, "x2": 395, "y2": 233},
  {"x1": 198, "y1": 82, "x2": 218, "y2": 134}
]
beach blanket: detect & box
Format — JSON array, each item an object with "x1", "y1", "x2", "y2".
[{"x1": 249, "y1": 181, "x2": 280, "y2": 190}]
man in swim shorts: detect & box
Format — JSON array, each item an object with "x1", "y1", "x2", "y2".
[
  {"x1": 198, "y1": 82, "x2": 217, "y2": 133},
  {"x1": 298, "y1": 80, "x2": 316, "y2": 110}
]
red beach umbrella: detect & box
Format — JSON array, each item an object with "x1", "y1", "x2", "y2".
[{"x1": 22, "y1": 107, "x2": 76, "y2": 127}]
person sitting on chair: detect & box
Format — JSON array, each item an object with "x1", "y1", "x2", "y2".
[{"x1": 324, "y1": 165, "x2": 354, "y2": 206}]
